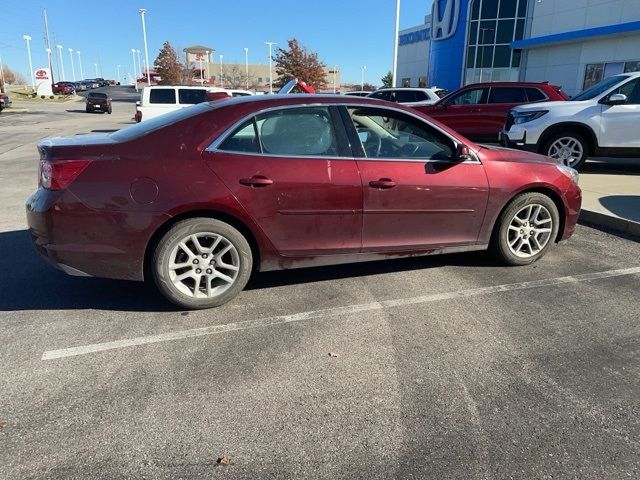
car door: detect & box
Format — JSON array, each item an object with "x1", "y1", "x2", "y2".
[
  {"x1": 484, "y1": 87, "x2": 528, "y2": 138},
  {"x1": 427, "y1": 87, "x2": 489, "y2": 137},
  {"x1": 340, "y1": 106, "x2": 489, "y2": 251},
  {"x1": 599, "y1": 77, "x2": 640, "y2": 148},
  {"x1": 203, "y1": 106, "x2": 362, "y2": 256}
]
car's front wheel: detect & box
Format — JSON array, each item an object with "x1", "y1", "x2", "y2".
[
  {"x1": 491, "y1": 193, "x2": 560, "y2": 266},
  {"x1": 152, "y1": 218, "x2": 253, "y2": 309},
  {"x1": 542, "y1": 131, "x2": 588, "y2": 169}
]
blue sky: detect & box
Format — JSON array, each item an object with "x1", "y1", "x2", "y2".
[{"x1": 1, "y1": 0, "x2": 433, "y2": 86}]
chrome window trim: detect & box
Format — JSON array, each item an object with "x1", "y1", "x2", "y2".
[{"x1": 206, "y1": 102, "x2": 482, "y2": 165}]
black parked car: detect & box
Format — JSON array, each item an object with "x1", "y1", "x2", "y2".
[{"x1": 85, "y1": 92, "x2": 112, "y2": 114}]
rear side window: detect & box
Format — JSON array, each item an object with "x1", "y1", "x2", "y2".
[
  {"x1": 257, "y1": 107, "x2": 338, "y2": 156},
  {"x1": 394, "y1": 90, "x2": 418, "y2": 103},
  {"x1": 149, "y1": 88, "x2": 176, "y2": 104},
  {"x1": 450, "y1": 88, "x2": 488, "y2": 105},
  {"x1": 525, "y1": 88, "x2": 547, "y2": 102},
  {"x1": 369, "y1": 91, "x2": 391, "y2": 101},
  {"x1": 488, "y1": 87, "x2": 527, "y2": 104},
  {"x1": 178, "y1": 89, "x2": 207, "y2": 104},
  {"x1": 217, "y1": 119, "x2": 260, "y2": 153},
  {"x1": 232, "y1": 92, "x2": 251, "y2": 97}
]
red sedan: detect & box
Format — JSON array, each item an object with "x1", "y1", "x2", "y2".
[{"x1": 26, "y1": 95, "x2": 581, "y2": 309}]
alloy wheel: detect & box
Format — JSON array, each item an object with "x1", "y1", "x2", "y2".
[
  {"x1": 507, "y1": 204, "x2": 553, "y2": 258},
  {"x1": 168, "y1": 232, "x2": 240, "y2": 298},
  {"x1": 548, "y1": 136, "x2": 583, "y2": 167}
]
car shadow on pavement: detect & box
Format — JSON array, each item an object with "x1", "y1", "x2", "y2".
[
  {"x1": 65, "y1": 109, "x2": 91, "y2": 114},
  {"x1": 1, "y1": 229, "x2": 496, "y2": 312},
  {"x1": 599, "y1": 195, "x2": 640, "y2": 223},
  {"x1": 583, "y1": 159, "x2": 640, "y2": 176}
]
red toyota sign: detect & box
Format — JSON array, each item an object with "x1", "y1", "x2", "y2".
[{"x1": 35, "y1": 69, "x2": 48, "y2": 79}]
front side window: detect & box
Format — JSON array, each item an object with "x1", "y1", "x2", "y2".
[
  {"x1": 450, "y1": 88, "x2": 488, "y2": 105},
  {"x1": 149, "y1": 88, "x2": 177, "y2": 104},
  {"x1": 256, "y1": 107, "x2": 338, "y2": 157},
  {"x1": 611, "y1": 78, "x2": 640, "y2": 105},
  {"x1": 348, "y1": 107, "x2": 454, "y2": 160},
  {"x1": 488, "y1": 87, "x2": 526, "y2": 104},
  {"x1": 573, "y1": 75, "x2": 629, "y2": 101},
  {"x1": 178, "y1": 89, "x2": 207, "y2": 104}
]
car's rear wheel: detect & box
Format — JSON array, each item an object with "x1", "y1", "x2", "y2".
[
  {"x1": 85, "y1": 106, "x2": 90, "y2": 113},
  {"x1": 152, "y1": 218, "x2": 253, "y2": 309},
  {"x1": 543, "y1": 132, "x2": 588, "y2": 169},
  {"x1": 491, "y1": 193, "x2": 560, "y2": 266}
]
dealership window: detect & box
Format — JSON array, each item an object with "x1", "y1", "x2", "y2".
[
  {"x1": 583, "y1": 60, "x2": 640, "y2": 90},
  {"x1": 465, "y1": 0, "x2": 528, "y2": 84},
  {"x1": 402, "y1": 78, "x2": 411, "y2": 87},
  {"x1": 418, "y1": 77, "x2": 427, "y2": 88}
]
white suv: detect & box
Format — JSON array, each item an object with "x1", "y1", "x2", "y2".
[
  {"x1": 500, "y1": 72, "x2": 640, "y2": 169},
  {"x1": 367, "y1": 87, "x2": 448, "y2": 106}
]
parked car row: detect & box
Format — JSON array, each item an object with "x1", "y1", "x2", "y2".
[{"x1": 51, "y1": 78, "x2": 112, "y2": 95}]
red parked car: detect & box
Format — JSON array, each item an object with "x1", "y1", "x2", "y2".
[
  {"x1": 52, "y1": 82, "x2": 76, "y2": 95},
  {"x1": 26, "y1": 95, "x2": 581, "y2": 309},
  {"x1": 414, "y1": 82, "x2": 569, "y2": 141}
]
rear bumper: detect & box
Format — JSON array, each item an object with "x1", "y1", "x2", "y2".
[
  {"x1": 499, "y1": 130, "x2": 537, "y2": 153},
  {"x1": 26, "y1": 188, "x2": 168, "y2": 282}
]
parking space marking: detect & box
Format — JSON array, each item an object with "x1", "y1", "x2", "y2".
[{"x1": 41, "y1": 266, "x2": 640, "y2": 361}]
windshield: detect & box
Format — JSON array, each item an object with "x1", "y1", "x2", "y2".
[
  {"x1": 111, "y1": 102, "x2": 212, "y2": 142},
  {"x1": 571, "y1": 75, "x2": 629, "y2": 101}
]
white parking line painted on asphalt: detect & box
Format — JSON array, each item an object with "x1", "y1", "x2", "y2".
[{"x1": 41, "y1": 266, "x2": 640, "y2": 361}]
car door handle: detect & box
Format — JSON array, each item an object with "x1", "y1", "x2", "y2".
[
  {"x1": 471, "y1": 108, "x2": 482, "y2": 113},
  {"x1": 239, "y1": 176, "x2": 273, "y2": 187},
  {"x1": 369, "y1": 178, "x2": 397, "y2": 189}
]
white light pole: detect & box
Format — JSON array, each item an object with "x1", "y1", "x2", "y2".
[
  {"x1": 138, "y1": 8, "x2": 151, "y2": 85},
  {"x1": 136, "y1": 49, "x2": 142, "y2": 80},
  {"x1": 56, "y1": 44, "x2": 65, "y2": 81},
  {"x1": 361, "y1": 65, "x2": 367, "y2": 91},
  {"x1": 265, "y1": 42, "x2": 276, "y2": 94},
  {"x1": 68, "y1": 48, "x2": 76, "y2": 81},
  {"x1": 198, "y1": 54, "x2": 203, "y2": 84},
  {"x1": 333, "y1": 65, "x2": 338, "y2": 93},
  {"x1": 392, "y1": 0, "x2": 401, "y2": 88},
  {"x1": 244, "y1": 47, "x2": 249, "y2": 90},
  {"x1": 77, "y1": 50, "x2": 84, "y2": 79},
  {"x1": 117, "y1": 64, "x2": 121, "y2": 83},
  {"x1": 23, "y1": 35, "x2": 35, "y2": 89},
  {"x1": 219, "y1": 54, "x2": 224, "y2": 88},
  {"x1": 45, "y1": 47, "x2": 51, "y2": 81},
  {"x1": 0, "y1": 53, "x2": 6, "y2": 93},
  {"x1": 205, "y1": 50, "x2": 210, "y2": 82},
  {"x1": 131, "y1": 48, "x2": 138, "y2": 88},
  {"x1": 94, "y1": 63, "x2": 98, "y2": 77}
]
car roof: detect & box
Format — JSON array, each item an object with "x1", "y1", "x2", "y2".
[{"x1": 461, "y1": 81, "x2": 560, "y2": 88}]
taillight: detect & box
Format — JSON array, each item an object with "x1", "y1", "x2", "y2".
[{"x1": 39, "y1": 159, "x2": 91, "y2": 190}]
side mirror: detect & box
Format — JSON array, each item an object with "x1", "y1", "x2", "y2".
[
  {"x1": 457, "y1": 144, "x2": 472, "y2": 161},
  {"x1": 605, "y1": 93, "x2": 627, "y2": 106}
]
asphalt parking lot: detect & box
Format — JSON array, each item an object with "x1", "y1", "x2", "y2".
[{"x1": 1, "y1": 88, "x2": 639, "y2": 479}]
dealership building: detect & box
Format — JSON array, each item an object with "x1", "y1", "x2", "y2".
[{"x1": 397, "y1": 0, "x2": 640, "y2": 96}]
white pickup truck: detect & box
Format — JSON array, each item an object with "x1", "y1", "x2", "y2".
[{"x1": 134, "y1": 86, "x2": 252, "y2": 122}]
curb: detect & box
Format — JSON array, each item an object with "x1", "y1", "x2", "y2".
[
  {"x1": 579, "y1": 209, "x2": 640, "y2": 238},
  {"x1": 1, "y1": 108, "x2": 29, "y2": 113}
]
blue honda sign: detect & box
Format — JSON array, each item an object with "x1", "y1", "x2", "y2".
[{"x1": 431, "y1": 0, "x2": 461, "y2": 41}]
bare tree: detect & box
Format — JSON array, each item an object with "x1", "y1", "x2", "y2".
[{"x1": 221, "y1": 64, "x2": 259, "y2": 90}]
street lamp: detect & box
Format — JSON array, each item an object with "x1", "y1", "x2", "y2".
[
  {"x1": 117, "y1": 64, "x2": 121, "y2": 83},
  {"x1": 205, "y1": 50, "x2": 210, "y2": 82},
  {"x1": 23, "y1": 35, "x2": 35, "y2": 89},
  {"x1": 94, "y1": 63, "x2": 98, "y2": 77},
  {"x1": 77, "y1": 50, "x2": 84, "y2": 79},
  {"x1": 45, "y1": 48, "x2": 52, "y2": 82},
  {"x1": 131, "y1": 48, "x2": 138, "y2": 88},
  {"x1": 136, "y1": 49, "x2": 142, "y2": 81},
  {"x1": 198, "y1": 54, "x2": 203, "y2": 84},
  {"x1": 244, "y1": 47, "x2": 249, "y2": 90},
  {"x1": 0, "y1": 53, "x2": 6, "y2": 93},
  {"x1": 332, "y1": 65, "x2": 338, "y2": 93},
  {"x1": 392, "y1": 0, "x2": 400, "y2": 87},
  {"x1": 264, "y1": 42, "x2": 277, "y2": 94},
  {"x1": 219, "y1": 54, "x2": 224, "y2": 88},
  {"x1": 360, "y1": 65, "x2": 367, "y2": 91},
  {"x1": 479, "y1": 27, "x2": 494, "y2": 83},
  {"x1": 56, "y1": 44, "x2": 65, "y2": 82},
  {"x1": 68, "y1": 48, "x2": 76, "y2": 82},
  {"x1": 138, "y1": 8, "x2": 151, "y2": 85}
]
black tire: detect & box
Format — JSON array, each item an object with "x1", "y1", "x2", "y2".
[
  {"x1": 152, "y1": 218, "x2": 253, "y2": 309},
  {"x1": 107, "y1": 107, "x2": 112, "y2": 114},
  {"x1": 85, "y1": 107, "x2": 91, "y2": 113},
  {"x1": 541, "y1": 131, "x2": 588, "y2": 170},
  {"x1": 491, "y1": 192, "x2": 560, "y2": 266}
]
